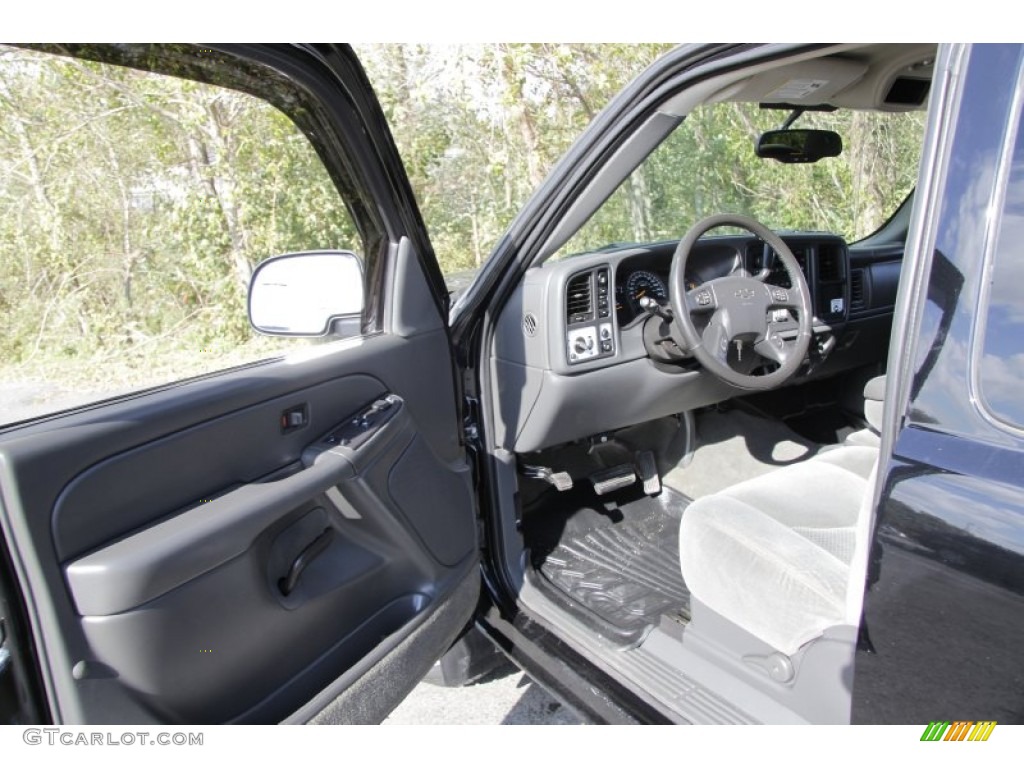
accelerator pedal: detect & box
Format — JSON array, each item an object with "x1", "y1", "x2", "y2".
[
  {"x1": 590, "y1": 464, "x2": 637, "y2": 496},
  {"x1": 635, "y1": 450, "x2": 661, "y2": 496}
]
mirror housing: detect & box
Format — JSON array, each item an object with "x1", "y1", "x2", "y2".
[
  {"x1": 248, "y1": 250, "x2": 364, "y2": 338},
  {"x1": 755, "y1": 129, "x2": 843, "y2": 164}
]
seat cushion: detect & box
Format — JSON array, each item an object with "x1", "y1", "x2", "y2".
[
  {"x1": 863, "y1": 374, "x2": 886, "y2": 433},
  {"x1": 679, "y1": 446, "x2": 876, "y2": 655},
  {"x1": 843, "y1": 427, "x2": 881, "y2": 449}
]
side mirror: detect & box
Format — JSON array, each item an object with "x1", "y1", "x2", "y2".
[
  {"x1": 755, "y1": 129, "x2": 843, "y2": 164},
  {"x1": 248, "y1": 250, "x2": 364, "y2": 338}
]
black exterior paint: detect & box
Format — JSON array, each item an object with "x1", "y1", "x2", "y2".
[{"x1": 852, "y1": 44, "x2": 1024, "y2": 724}]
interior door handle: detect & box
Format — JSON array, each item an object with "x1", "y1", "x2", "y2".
[
  {"x1": 65, "y1": 447, "x2": 356, "y2": 617},
  {"x1": 278, "y1": 528, "x2": 333, "y2": 596}
]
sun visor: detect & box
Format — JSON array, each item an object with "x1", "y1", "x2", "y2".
[{"x1": 714, "y1": 57, "x2": 869, "y2": 107}]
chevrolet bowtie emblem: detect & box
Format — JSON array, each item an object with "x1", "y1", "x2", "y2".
[{"x1": 734, "y1": 288, "x2": 756, "y2": 300}]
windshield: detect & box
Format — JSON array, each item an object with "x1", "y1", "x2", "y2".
[
  {"x1": 355, "y1": 43, "x2": 675, "y2": 280},
  {"x1": 560, "y1": 102, "x2": 926, "y2": 255}
]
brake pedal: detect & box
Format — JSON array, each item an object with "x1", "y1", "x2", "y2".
[
  {"x1": 589, "y1": 464, "x2": 636, "y2": 496},
  {"x1": 520, "y1": 463, "x2": 573, "y2": 491},
  {"x1": 635, "y1": 450, "x2": 661, "y2": 496}
]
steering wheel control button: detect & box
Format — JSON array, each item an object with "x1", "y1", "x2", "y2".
[
  {"x1": 772, "y1": 288, "x2": 789, "y2": 303},
  {"x1": 696, "y1": 290, "x2": 712, "y2": 307}
]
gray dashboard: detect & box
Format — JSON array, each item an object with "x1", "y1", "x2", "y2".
[{"x1": 490, "y1": 233, "x2": 868, "y2": 453}]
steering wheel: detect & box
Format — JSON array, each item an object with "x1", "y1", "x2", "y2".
[{"x1": 668, "y1": 213, "x2": 813, "y2": 391}]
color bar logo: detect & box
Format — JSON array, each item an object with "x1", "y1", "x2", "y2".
[{"x1": 920, "y1": 721, "x2": 997, "y2": 741}]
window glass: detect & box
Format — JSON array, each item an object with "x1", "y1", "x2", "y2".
[
  {"x1": 0, "y1": 46, "x2": 359, "y2": 424},
  {"x1": 978, "y1": 107, "x2": 1024, "y2": 429},
  {"x1": 559, "y1": 103, "x2": 926, "y2": 257}
]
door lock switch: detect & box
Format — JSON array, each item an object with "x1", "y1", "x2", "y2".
[{"x1": 281, "y1": 404, "x2": 309, "y2": 433}]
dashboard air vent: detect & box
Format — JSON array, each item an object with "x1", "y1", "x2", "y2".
[
  {"x1": 817, "y1": 246, "x2": 843, "y2": 282},
  {"x1": 794, "y1": 249, "x2": 808, "y2": 275},
  {"x1": 768, "y1": 248, "x2": 807, "y2": 288},
  {"x1": 850, "y1": 269, "x2": 866, "y2": 311},
  {"x1": 566, "y1": 272, "x2": 593, "y2": 324}
]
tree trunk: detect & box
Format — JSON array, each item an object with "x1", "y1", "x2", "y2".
[
  {"x1": 627, "y1": 169, "x2": 652, "y2": 242},
  {"x1": 499, "y1": 45, "x2": 545, "y2": 190},
  {"x1": 0, "y1": 76, "x2": 63, "y2": 253}
]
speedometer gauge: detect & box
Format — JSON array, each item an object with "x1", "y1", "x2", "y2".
[{"x1": 625, "y1": 270, "x2": 668, "y2": 313}]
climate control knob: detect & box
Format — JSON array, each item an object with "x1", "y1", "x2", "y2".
[{"x1": 574, "y1": 337, "x2": 590, "y2": 354}]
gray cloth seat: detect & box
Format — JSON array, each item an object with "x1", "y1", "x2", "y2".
[
  {"x1": 839, "y1": 374, "x2": 886, "y2": 448},
  {"x1": 678, "y1": 445, "x2": 877, "y2": 656},
  {"x1": 862, "y1": 374, "x2": 886, "y2": 434}
]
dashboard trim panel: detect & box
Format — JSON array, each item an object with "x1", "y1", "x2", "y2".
[{"x1": 490, "y1": 231, "x2": 900, "y2": 453}]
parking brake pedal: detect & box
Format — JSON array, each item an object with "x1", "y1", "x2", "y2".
[
  {"x1": 521, "y1": 464, "x2": 573, "y2": 492},
  {"x1": 590, "y1": 464, "x2": 637, "y2": 496},
  {"x1": 635, "y1": 450, "x2": 661, "y2": 496}
]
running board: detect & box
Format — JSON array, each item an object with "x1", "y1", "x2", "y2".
[{"x1": 518, "y1": 576, "x2": 766, "y2": 724}]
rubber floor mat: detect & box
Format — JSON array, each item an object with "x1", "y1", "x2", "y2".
[{"x1": 523, "y1": 485, "x2": 691, "y2": 647}]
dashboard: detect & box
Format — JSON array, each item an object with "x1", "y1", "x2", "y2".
[
  {"x1": 490, "y1": 231, "x2": 901, "y2": 453},
  {"x1": 612, "y1": 234, "x2": 849, "y2": 328}
]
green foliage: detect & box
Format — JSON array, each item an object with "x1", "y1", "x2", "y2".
[
  {"x1": 355, "y1": 43, "x2": 674, "y2": 273},
  {"x1": 0, "y1": 46, "x2": 355, "y2": 394},
  {"x1": 0, "y1": 43, "x2": 925, "y2": 418},
  {"x1": 563, "y1": 103, "x2": 926, "y2": 255}
]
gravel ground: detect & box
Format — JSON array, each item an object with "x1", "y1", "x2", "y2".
[{"x1": 384, "y1": 667, "x2": 581, "y2": 725}]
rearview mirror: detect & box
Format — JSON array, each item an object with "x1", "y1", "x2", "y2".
[
  {"x1": 756, "y1": 129, "x2": 843, "y2": 164},
  {"x1": 248, "y1": 250, "x2": 363, "y2": 338}
]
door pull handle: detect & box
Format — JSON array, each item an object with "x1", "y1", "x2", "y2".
[{"x1": 278, "y1": 528, "x2": 333, "y2": 596}]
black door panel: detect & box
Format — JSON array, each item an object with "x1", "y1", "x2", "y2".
[
  {"x1": 0, "y1": 326, "x2": 477, "y2": 723},
  {"x1": 51, "y1": 374, "x2": 384, "y2": 561},
  {"x1": 0, "y1": 43, "x2": 479, "y2": 726}
]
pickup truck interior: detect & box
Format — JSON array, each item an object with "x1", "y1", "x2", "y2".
[
  {"x1": 480, "y1": 43, "x2": 934, "y2": 723},
  {"x1": 0, "y1": 42, "x2": 939, "y2": 727}
]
